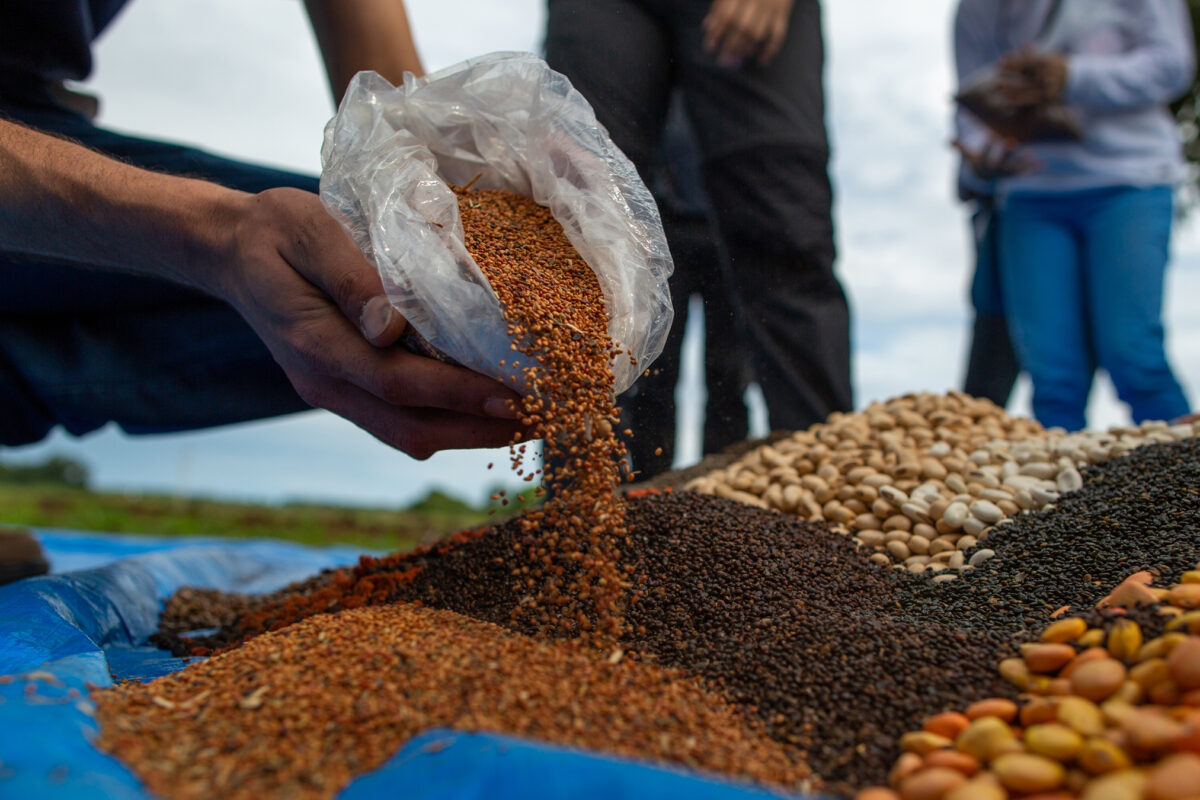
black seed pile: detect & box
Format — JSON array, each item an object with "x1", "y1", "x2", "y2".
[
  {"x1": 903, "y1": 437, "x2": 1200, "y2": 638},
  {"x1": 616, "y1": 493, "x2": 1014, "y2": 794}
]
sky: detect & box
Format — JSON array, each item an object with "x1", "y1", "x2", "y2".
[{"x1": 6, "y1": 0, "x2": 1200, "y2": 510}]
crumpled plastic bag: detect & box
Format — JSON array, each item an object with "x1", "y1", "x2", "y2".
[{"x1": 319, "y1": 52, "x2": 674, "y2": 396}]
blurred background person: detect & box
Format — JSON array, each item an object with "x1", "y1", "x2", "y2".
[{"x1": 953, "y1": 0, "x2": 1194, "y2": 431}]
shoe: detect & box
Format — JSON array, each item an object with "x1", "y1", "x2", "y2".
[{"x1": 0, "y1": 528, "x2": 49, "y2": 586}]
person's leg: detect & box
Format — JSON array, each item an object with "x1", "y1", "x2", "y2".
[
  {"x1": 963, "y1": 204, "x2": 1021, "y2": 407},
  {"x1": 964, "y1": 315, "x2": 1020, "y2": 407},
  {"x1": 618, "y1": 207, "x2": 700, "y2": 479},
  {"x1": 545, "y1": 0, "x2": 672, "y2": 174},
  {"x1": 0, "y1": 103, "x2": 318, "y2": 445},
  {"x1": 0, "y1": 300, "x2": 305, "y2": 445},
  {"x1": 547, "y1": 0, "x2": 677, "y2": 476},
  {"x1": 677, "y1": 0, "x2": 852, "y2": 431},
  {"x1": 622, "y1": 212, "x2": 749, "y2": 475},
  {"x1": 699, "y1": 244, "x2": 751, "y2": 454},
  {"x1": 999, "y1": 194, "x2": 1092, "y2": 432},
  {"x1": 1084, "y1": 186, "x2": 1190, "y2": 423}
]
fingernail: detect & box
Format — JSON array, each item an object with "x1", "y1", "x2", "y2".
[
  {"x1": 360, "y1": 296, "x2": 393, "y2": 342},
  {"x1": 484, "y1": 396, "x2": 519, "y2": 420}
]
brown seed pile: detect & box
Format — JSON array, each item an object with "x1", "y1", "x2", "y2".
[
  {"x1": 456, "y1": 185, "x2": 631, "y2": 644},
  {"x1": 684, "y1": 392, "x2": 1045, "y2": 571},
  {"x1": 95, "y1": 603, "x2": 811, "y2": 800},
  {"x1": 858, "y1": 570, "x2": 1200, "y2": 800},
  {"x1": 156, "y1": 587, "x2": 264, "y2": 635}
]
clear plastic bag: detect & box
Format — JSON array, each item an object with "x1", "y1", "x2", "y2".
[{"x1": 319, "y1": 52, "x2": 674, "y2": 396}]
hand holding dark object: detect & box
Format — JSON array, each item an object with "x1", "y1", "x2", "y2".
[
  {"x1": 955, "y1": 53, "x2": 1081, "y2": 144},
  {"x1": 213, "y1": 188, "x2": 525, "y2": 460},
  {"x1": 953, "y1": 138, "x2": 1040, "y2": 181},
  {"x1": 703, "y1": 0, "x2": 794, "y2": 67},
  {"x1": 996, "y1": 49, "x2": 1068, "y2": 107}
]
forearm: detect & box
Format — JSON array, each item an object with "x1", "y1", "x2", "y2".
[
  {"x1": 1067, "y1": 50, "x2": 1195, "y2": 110},
  {"x1": 0, "y1": 119, "x2": 242, "y2": 295},
  {"x1": 1063, "y1": 0, "x2": 1195, "y2": 111},
  {"x1": 1, "y1": 124, "x2": 526, "y2": 459},
  {"x1": 304, "y1": 0, "x2": 424, "y2": 105}
]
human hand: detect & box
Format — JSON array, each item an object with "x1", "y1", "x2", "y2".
[
  {"x1": 996, "y1": 48, "x2": 1068, "y2": 107},
  {"x1": 703, "y1": 0, "x2": 794, "y2": 68},
  {"x1": 953, "y1": 138, "x2": 1040, "y2": 181},
  {"x1": 210, "y1": 187, "x2": 525, "y2": 459}
]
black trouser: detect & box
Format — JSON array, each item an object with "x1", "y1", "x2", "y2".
[
  {"x1": 546, "y1": 0, "x2": 853, "y2": 435},
  {"x1": 961, "y1": 203, "x2": 1020, "y2": 407},
  {"x1": 620, "y1": 204, "x2": 750, "y2": 478}
]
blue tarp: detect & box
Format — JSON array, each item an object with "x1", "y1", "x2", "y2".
[{"x1": 0, "y1": 530, "x2": 808, "y2": 799}]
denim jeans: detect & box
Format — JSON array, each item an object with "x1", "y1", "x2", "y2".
[
  {"x1": 0, "y1": 99, "x2": 318, "y2": 446},
  {"x1": 999, "y1": 185, "x2": 1190, "y2": 431}
]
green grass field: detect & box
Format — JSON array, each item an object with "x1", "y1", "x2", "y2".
[{"x1": 0, "y1": 483, "x2": 535, "y2": 552}]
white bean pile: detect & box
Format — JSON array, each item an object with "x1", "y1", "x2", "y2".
[{"x1": 684, "y1": 392, "x2": 1200, "y2": 580}]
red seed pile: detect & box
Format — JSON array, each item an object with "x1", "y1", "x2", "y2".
[
  {"x1": 456, "y1": 185, "x2": 632, "y2": 644},
  {"x1": 96, "y1": 604, "x2": 812, "y2": 800}
]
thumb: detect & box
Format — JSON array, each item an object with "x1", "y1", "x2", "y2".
[
  {"x1": 272, "y1": 192, "x2": 409, "y2": 346},
  {"x1": 359, "y1": 295, "x2": 409, "y2": 347}
]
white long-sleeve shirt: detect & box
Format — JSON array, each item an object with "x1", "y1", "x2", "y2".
[{"x1": 953, "y1": 0, "x2": 1195, "y2": 198}]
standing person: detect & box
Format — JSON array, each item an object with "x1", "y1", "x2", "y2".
[
  {"x1": 622, "y1": 94, "x2": 752, "y2": 479},
  {"x1": 954, "y1": 0, "x2": 1193, "y2": 431},
  {"x1": 545, "y1": 0, "x2": 854, "y2": 439},
  {"x1": 0, "y1": 1, "x2": 525, "y2": 459}
]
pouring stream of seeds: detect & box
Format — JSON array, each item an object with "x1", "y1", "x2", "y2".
[{"x1": 453, "y1": 181, "x2": 634, "y2": 645}]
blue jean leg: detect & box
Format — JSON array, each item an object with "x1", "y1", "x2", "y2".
[
  {"x1": 0, "y1": 102, "x2": 319, "y2": 446},
  {"x1": 1083, "y1": 186, "x2": 1189, "y2": 423},
  {"x1": 999, "y1": 194, "x2": 1095, "y2": 431}
]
